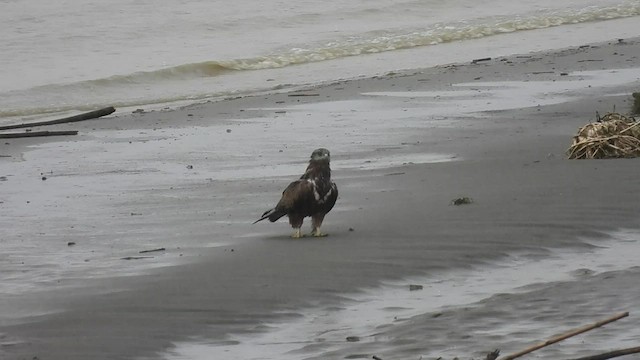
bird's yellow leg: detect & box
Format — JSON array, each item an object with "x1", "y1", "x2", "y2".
[
  {"x1": 291, "y1": 228, "x2": 304, "y2": 239},
  {"x1": 311, "y1": 227, "x2": 328, "y2": 237}
]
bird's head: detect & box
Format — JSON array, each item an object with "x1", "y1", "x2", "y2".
[{"x1": 310, "y1": 148, "x2": 331, "y2": 163}]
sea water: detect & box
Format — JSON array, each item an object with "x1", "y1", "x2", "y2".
[{"x1": 1, "y1": 0, "x2": 639, "y2": 122}]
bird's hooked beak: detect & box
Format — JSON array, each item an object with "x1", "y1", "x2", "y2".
[{"x1": 310, "y1": 148, "x2": 331, "y2": 162}]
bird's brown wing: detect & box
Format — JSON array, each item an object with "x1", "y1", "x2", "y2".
[
  {"x1": 276, "y1": 179, "x2": 316, "y2": 213},
  {"x1": 254, "y1": 180, "x2": 317, "y2": 223},
  {"x1": 320, "y1": 182, "x2": 338, "y2": 215}
]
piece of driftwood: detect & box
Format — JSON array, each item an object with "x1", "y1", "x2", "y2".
[
  {"x1": 121, "y1": 256, "x2": 153, "y2": 260},
  {"x1": 566, "y1": 346, "x2": 640, "y2": 360},
  {"x1": 500, "y1": 312, "x2": 629, "y2": 360},
  {"x1": 0, "y1": 107, "x2": 115, "y2": 131},
  {"x1": 472, "y1": 57, "x2": 491, "y2": 64},
  {"x1": 0, "y1": 130, "x2": 78, "y2": 138},
  {"x1": 139, "y1": 247, "x2": 165, "y2": 254}
]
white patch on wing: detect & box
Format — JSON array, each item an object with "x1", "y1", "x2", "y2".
[
  {"x1": 308, "y1": 179, "x2": 321, "y2": 201},
  {"x1": 321, "y1": 189, "x2": 332, "y2": 203}
]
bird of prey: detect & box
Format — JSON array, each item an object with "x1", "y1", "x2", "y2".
[{"x1": 254, "y1": 148, "x2": 338, "y2": 238}]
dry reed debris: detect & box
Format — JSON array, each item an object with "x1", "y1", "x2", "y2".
[{"x1": 567, "y1": 112, "x2": 640, "y2": 159}]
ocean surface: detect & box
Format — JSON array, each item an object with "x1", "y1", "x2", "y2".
[{"x1": 2, "y1": 0, "x2": 640, "y2": 123}]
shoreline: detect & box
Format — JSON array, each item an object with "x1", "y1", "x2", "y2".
[
  {"x1": 1, "y1": 38, "x2": 640, "y2": 360},
  {"x1": 3, "y1": 14, "x2": 640, "y2": 123},
  {"x1": 2, "y1": 35, "x2": 639, "y2": 155}
]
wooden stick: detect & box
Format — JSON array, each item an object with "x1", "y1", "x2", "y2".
[
  {"x1": 0, "y1": 107, "x2": 115, "y2": 131},
  {"x1": 566, "y1": 346, "x2": 640, "y2": 360},
  {"x1": 0, "y1": 130, "x2": 78, "y2": 138},
  {"x1": 121, "y1": 256, "x2": 153, "y2": 260},
  {"x1": 139, "y1": 247, "x2": 166, "y2": 254},
  {"x1": 472, "y1": 57, "x2": 492, "y2": 64},
  {"x1": 500, "y1": 312, "x2": 629, "y2": 360},
  {"x1": 619, "y1": 121, "x2": 640, "y2": 134}
]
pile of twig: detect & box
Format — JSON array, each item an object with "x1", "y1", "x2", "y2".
[{"x1": 567, "y1": 112, "x2": 640, "y2": 159}]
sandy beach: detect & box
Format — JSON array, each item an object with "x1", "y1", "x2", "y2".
[{"x1": 1, "y1": 38, "x2": 640, "y2": 360}]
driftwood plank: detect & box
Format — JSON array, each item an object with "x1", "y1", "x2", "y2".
[
  {"x1": 0, "y1": 107, "x2": 115, "y2": 131},
  {"x1": 0, "y1": 130, "x2": 78, "y2": 138}
]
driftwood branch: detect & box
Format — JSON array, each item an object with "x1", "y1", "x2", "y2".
[
  {"x1": 0, "y1": 107, "x2": 115, "y2": 131},
  {"x1": 0, "y1": 130, "x2": 78, "y2": 138},
  {"x1": 500, "y1": 312, "x2": 629, "y2": 360},
  {"x1": 139, "y1": 248, "x2": 165, "y2": 254},
  {"x1": 472, "y1": 57, "x2": 492, "y2": 64},
  {"x1": 121, "y1": 256, "x2": 153, "y2": 260},
  {"x1": 566, "y1": 346, "x2": 640, "y2": 360}
]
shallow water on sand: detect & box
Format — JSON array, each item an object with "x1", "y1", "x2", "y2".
[
  {"x1": 162, "y1": 229, "x2": 640, "y2": 360},
  {"x1": 2, "y1": 65, "x2": 639, "y2": 298}
]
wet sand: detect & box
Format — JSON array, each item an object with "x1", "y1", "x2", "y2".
[{"x1": 1, "y1": 38, "x2": 640, "y2": 360}]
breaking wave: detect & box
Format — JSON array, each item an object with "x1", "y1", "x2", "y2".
[
  {"x1": 112, "y1": 2, "x2": 640, "y2": 76},
  {"x1": 222, "y1": 2, "x2": 640, "y2": 70},
  {"x1": 1, "y1": 2, "x2": 639, "y2": 119}
]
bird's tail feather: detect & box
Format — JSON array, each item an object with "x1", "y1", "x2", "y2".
[{"x1": 253, "y1": 208, "x2": 287, "y2": 224}]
